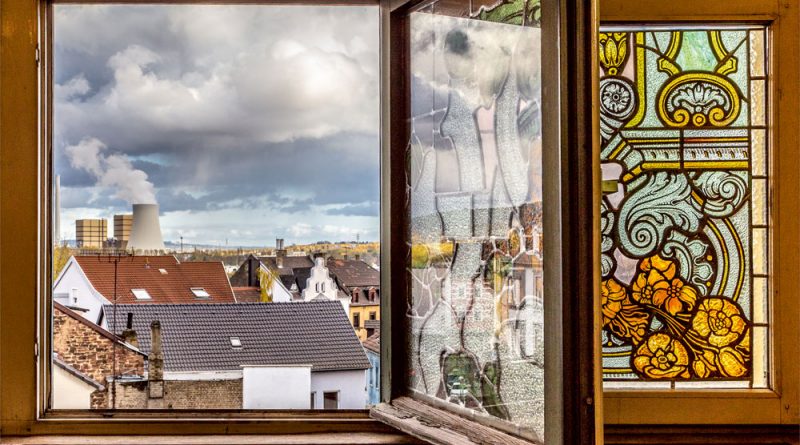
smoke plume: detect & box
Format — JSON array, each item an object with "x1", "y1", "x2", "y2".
[{"x1": 65, "y1": 137, "x2": 157, "y2": 204}]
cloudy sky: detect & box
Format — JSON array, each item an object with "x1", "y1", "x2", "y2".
[{"x1": 54, "y1": 5, "x2": 379, "y2": 247}]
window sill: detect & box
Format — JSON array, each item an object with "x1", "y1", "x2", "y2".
[
  {"x1": 370, "y1": 397, "x2": 537, "y2": 445},
  {"x1": 0, "y1": 433, "x2": 424, "y2": 445}
]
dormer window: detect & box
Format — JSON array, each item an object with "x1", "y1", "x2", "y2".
[
  {"x1": 131, "y1": 289, "x2": 151, "y2": 300},
  {"x1": 191, "y1": 288, "x2": 210, "y2": 299}
]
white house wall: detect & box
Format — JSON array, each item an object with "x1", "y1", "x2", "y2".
[
  {"x1": 242, "y1": 366, "x2": 311, "y2": 409},
  {"x1": 310, "y1": 369, "x2": 367, "y2": 410},
  {"x1": 52, "y1": 365, "x2": 96, "y2": 409},
  {"x1": 259, "y1": 264, "x2": 292, "y2": 303},
  {"x1": 52, "y1": 258, "x2": 109, "y2": 323}
]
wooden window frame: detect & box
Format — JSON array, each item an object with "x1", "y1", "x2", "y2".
[
  {"x1": 600, "y1": 0, "x2": 800, "y2": 427},
  {"x1": 0, "y1": 0, "x2": 600, "y2": 442},
  {"x1": 379, "y1": 0, "x2": 600, "y2": 444},
  {"x1": 1, "y1": 0, "x2": 391, "y2": 437}
]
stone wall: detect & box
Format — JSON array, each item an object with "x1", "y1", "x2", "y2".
[
  {"x1": 109, "y1": 379, "x2": 242, "y2": 409},
  {"x1": 53, "y1": 305, "x2": 146, "y2": 384}
]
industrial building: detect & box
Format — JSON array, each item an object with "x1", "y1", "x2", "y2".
[
  {"x1": 113, "y1": 214, "x2": 133, "y2": 249},
  {"x1": 75, "y1": 219, "x2": 107, "y2": 249}
]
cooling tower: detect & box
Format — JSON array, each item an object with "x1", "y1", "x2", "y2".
[{"x1": 127, "y1": 204, "x2": 165, "y2": 251}]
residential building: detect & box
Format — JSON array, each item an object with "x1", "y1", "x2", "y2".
[
  {"x1": 362, "y1": 331, "x2": 380, "y2": 406},
  {"x1": 231, "y1": 286, "x2": 262, "y2": 303},
  {"x1": 53, "y1": 255, "x2": 237, "y2": 323},
  {"x1": 113, "y1": 214, "x2": 133, "y2": 249},
  {"x1": 52, "y1": 302, "x2": 146, "y2": 409},
  {"x1": 228, "y1": 243, "x2": 311, "y2": 301},
  {"x1": 75, "y1": 219, "x2": 107, "y2": 249},
  {"x1": 300, "y1": 256, "x2": 351, "y2": 313},
  {"x1": 101, "y1": 300, "x2": 371, "y2": 410},
  {"x1": 327, "y1": 258, "x2": 380, "y2": 340}
]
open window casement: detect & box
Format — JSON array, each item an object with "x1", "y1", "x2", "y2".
[
  {"x1": 0, "y1": 0, "x2": 600, "y2": 442},
  {"x1": 375, "y1": 0, "x2": 600, "y2": 443}
]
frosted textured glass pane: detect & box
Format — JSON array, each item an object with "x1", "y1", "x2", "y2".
[
  {"x1": 599, "y1": 26, "x2": 769, "y2": 387},
  {"x1": 408, "y1": 2, "x2": 543, "y2": 439},
  {"x1": 753, "y1": 228, "x2": 767, "y2": 275},
  {"x1": 753, "y1": 277, "x2": 767, "y2": 324},
  {"x1": 750, "y1": 29, "x2": 765, "y2": 77},
  {"x1": 603, "y1": 381, "x2": 672, "y2": 390},
  {"x1": 752, "y1": 326, "x2": 768, "y2": 388},
  {"x1": 751, "y1": 179, "x2": 767, "y2": 225},
  {"x1": 752, "y1": 129, "x2": 766, "y2": 176},
  {"x1": 674, "y1": 380, "x2": 749, "y2": 389},
  {"x1": 751, "y1": 79, "x2": 766, "y2": 126}
]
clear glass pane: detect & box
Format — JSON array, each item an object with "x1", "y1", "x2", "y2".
[
  {"x1": 599, "y1": 26, "x2": 769, "y2": 387},
  {"x1": 408, "y1": 1, "x2": 544, "y2": 439},
  {"x1": 51, "y1": 4, "x2": 380, "y2": 410}
]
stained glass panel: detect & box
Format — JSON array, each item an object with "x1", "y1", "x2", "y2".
[
  {"x1": 407, "y1": 0, "x2": 544, "y2": 439},
  {"x1": 599, "y1": 26, "x2": 770, "y2": 388}
]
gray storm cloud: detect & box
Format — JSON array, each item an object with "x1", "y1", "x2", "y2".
[{"x1": 65, "y1": 137, "x2": 157, "y2": 204}]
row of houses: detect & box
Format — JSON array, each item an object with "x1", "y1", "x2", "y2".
[{"x1": 51, "y1": 248, "x2": 382, "y2": 410}]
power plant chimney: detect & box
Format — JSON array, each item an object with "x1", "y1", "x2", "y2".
[{"x1": 128, "y1": 204, "x2": 165, "y2": 252}]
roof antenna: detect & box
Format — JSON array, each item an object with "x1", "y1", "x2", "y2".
[{"x1": 144, "y1": 257, "x2": 150, "y2": 269}]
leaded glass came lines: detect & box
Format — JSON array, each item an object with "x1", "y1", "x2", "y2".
[{"x1": 599, "y1": 26, "x2": 769, "y2": 387}]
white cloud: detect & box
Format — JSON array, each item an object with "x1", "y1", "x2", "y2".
[{"x1": 55, "y1": 5, "x2": 379, "y2": 145}]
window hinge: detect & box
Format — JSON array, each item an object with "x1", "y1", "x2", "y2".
[
  {"x1": 35, "y1": 45, "x2": 40, "y2": 66},
  {"x1": 34, "y1": 340, "x2": 39, "y2": 359}
]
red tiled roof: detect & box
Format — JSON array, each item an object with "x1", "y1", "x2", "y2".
[
  {"x1": 232, "y1": 286, "x2": 262, "y2": 303},
  {"x1": 362, "y1": 331, "x2": 380, "y2": 354},
  {"x1": 327, "y1": 259, "x2": 379, "y2": 288},
  {"x1": 74, "y1": 255, "x2": 235, "y2": 304}
]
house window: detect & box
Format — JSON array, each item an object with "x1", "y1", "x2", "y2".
[
  {"x1": 353, "y1": 313, "x2": 360, "y2": 328},
  {"x1": 599, "y1": 25, "x2": 769, "y2": 388},
  {"x1": 323, "y1": 391, "x2": 338, "y2": 409},
  {"x1": 191, "y1": 288, "x2": 210, "y2": 299},
  {"x1": 369, "y1": 311, "x2": 376, "y2": 320},
  {"x1": 131, "y1": 289, "x2": 151, "y2": 300},
  {"x1": 310, "y1": 392, "x2": 315, "y2": 409}
]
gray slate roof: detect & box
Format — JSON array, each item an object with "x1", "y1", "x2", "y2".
[{"x1": 103, "y1": 301, "x2": 369, "y2": 373}]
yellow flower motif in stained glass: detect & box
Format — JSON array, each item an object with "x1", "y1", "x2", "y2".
[
  {"x1": 632, "y1": 333, "x2": 690, "y2": 379},
  {"x1": 601, "y1": 278, "x2": 627, "y2": 323},
  {"x1": 632, "y1": 255, "x2": 697, "y2": 316},
  {"x1": 691, "y1": 297, "x2": 747, "y2": 348},
  {"x1": 717, "y1": 344, "x2": 749, "y2": 378},
  {"x1": 599, "y1": 32, "x2": 628, "y2": 76},
  {"x1": 601, "y1": 278, "x2": 649, "y2": 343}
]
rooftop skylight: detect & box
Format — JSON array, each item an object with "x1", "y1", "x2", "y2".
[
  {"x1": 191, "y1": 288, "x2": 210, "y2": 299},
  {"x1": 131, "y1": 289, "x2": 151, "y2": 300}
]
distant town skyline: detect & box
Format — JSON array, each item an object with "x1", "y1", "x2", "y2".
[{"x1": 54, "y1": 5, "x2": 380, "y2": 246}]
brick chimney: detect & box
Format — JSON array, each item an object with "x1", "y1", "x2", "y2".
[
  {"x1": 147, "y1": 320, "x2": 165, "y2": 407},
  {"x1": 148, "y1": 320, "x2": 164, "y2": 381},
  {"x1": 276, "y1": 238, "x2": 286, "y2": 268},
  {"x1": 121, "y1": 312, "x2": 138, "y2": 348}
]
